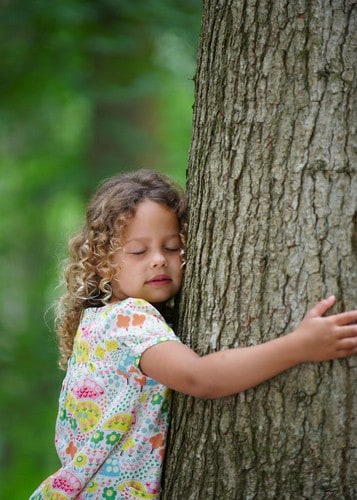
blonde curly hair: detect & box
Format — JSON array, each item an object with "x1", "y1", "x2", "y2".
[{"x1": 56, "y1": 169, "x2": 187, "y2": 369}]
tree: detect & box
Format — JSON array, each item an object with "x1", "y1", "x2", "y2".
[{"x1": 163, "y1": 1, "x2": 357, "y2": 498}]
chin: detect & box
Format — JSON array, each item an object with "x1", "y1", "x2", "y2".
[{"x1": 149, "y1": 293, "x2": 176, "y2": 305}]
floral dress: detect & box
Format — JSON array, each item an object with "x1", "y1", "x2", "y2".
[{"x1": 30, "y1": 298, "x2": 181, "y2": 500}]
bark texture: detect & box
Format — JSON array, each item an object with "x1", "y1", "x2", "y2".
[{"x1": 163, "y1": 1, "x2": 357, "y2": 498}]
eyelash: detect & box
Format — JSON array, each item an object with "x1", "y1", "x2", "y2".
[{"x1": 129, "y1": 247, "x2": 180, "y2": 255}]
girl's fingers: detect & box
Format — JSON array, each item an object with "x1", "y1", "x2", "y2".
[
  {"x1": 337, "y1": 337, "x2": 357, "y2": 351},
  {"x1": 333, "y1": 310, "x2": 357, "y2": 326},
  {"x1": 335, "y1": 347, "x2": 357, "y2": 359},
  {"x1": 336, "y1": 325, "x2": 357, "y2": 339},
  {"x1": 307, "y1": 296, "x2": 336, "y2": 317}
]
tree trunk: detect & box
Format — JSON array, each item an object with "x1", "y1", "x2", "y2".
[{"x1": 163, "y1": 1, "x2": 357, "y2": 498}]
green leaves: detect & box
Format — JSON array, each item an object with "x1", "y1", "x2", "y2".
[{"x1": 0, "y1": 1, "x2": 201, "y2": 497}]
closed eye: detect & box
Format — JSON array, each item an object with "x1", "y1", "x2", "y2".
[{"x1": 128, "y1": 250, "x2": 146, "y2": 255}]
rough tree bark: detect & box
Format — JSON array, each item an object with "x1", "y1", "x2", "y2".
[{"x1": 163, "y1": 1, "x2": 357, "y2": 498}]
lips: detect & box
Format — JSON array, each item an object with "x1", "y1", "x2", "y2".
[{"x1": 146, "y1": 274, "x2": 172, "y2": 285}]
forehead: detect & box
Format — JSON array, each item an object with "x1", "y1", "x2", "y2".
[{"x1": 124, "y1": 200, "x2": 180, "y2": 238}]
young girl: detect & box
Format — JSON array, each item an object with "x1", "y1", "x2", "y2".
[{"x1": 30, "y1": 169, "x2": 357, "y2": 500}]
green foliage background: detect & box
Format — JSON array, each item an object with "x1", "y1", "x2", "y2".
[{"x1": 0, "y1": 1, "x2": 201, "y2": 496}]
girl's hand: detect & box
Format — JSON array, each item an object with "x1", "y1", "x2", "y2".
[{"x1": 291, "y1": 296, "x2": 357, "y2": 363}]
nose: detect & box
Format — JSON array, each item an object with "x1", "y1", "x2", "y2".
[{"x1": 150, "y1": 250, "x2": 167, "y2": 268}]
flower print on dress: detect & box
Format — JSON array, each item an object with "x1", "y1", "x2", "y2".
[
  {"x1": 128, "y1": 366, "x2": 147, "y2": 391},
  {"x1": 116, "y1": 368, "x2": 130, "y2": 385},
  {"x1": 117, "y1": 480, "x2": 157, "y2": 499},
  {"x1": 105, "y1": 339, "x2": 119, "y2": 351},
  {"x1": 151, "y1": 394, "x2": 163, "y2": 406},
  {"x1": 100, "y1": 456, "x2": 121, "y2": 477},
  {"x1": 51, "y1": 471, "x2": 82, "y2": 496},
  {"x1": 116, "y1": 314, "x2": 130, "y2": 329},
  {"x1": 70, "y1": 417, "x2": 77, "y2": 431},
  {"x1": 131, "y1": 313, "x2": 146, "y2": 327},
  {"x1": 160, "y1": 398, "x2": 170, "y2": 414},
  {"x1": 103, "y1": 413, "x2": 134, "y2": 433},
  {"x1": 65, "y1": 440, "x2": 77, "y2": 458},
  {"x1": 94, "y1": 344, "x2": 106, "y2": 360},
  {"x1": 149, "y1": 433, "x2": 165, "y2": 455},
  {"x1": 103, "y1": 486, "x2": 117, "y2": 498},
  {"x1": 106, "y1": 432, "x2": 121, "y2": 446},
  {"x1": 59, "y1": 408, "x2": 67, "y2": 421},
  {"x1": 120, "y1": 435, "x2": 135, "y2": 455},
  {"x1": 73, "y1": 400, "x2": 102, "y2": 433},
  {"x1": 74, "y1": 452, "x2": 88, "y2": 467},
  {"x1": 119, "y1": 436, "x2": 153, "y2": 473},
  {"x1": 79, "y1": 325, "x2": 93, "y2": 338},
  {"x1": 73, "y1": 338, "x2": 90, "y2": 364},
  {"x1": 29, "y1": 298, "x2": 182, "y2": 500},
  {"x1": 91, "y1": 430, "x2": 104, "y2": 444},
  {"x1": 71, "y1": 378, "x2": 105, "y2": 399},
  {"x1": 117, "y1": 351, "x2": 137, "y2": 372},
  {"x1": 84, "y1": 480, "x2": 99, "y2": 496}
]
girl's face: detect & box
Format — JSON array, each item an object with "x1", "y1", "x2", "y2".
[{"x1": 111, "y1": 199, "x2": 184, "y2": 305}]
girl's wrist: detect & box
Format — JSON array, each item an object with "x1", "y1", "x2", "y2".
[{"x1": 284, "y1": 328, "x2": 309, "y2": 366}]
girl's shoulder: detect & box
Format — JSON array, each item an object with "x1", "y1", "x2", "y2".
[
  {"x1": 83, "y1": 298, "x2": 165, "y2": 323},
  {"x1": 111, "y1": 297, "x2": 163, "y2": 317},
  {"x1": 78, "y1": 298, "x2": 177, "y2": 354}
]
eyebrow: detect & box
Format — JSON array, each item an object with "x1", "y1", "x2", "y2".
[{"x1": 125, "y1": 234, "x2": 181, "y2": 244}]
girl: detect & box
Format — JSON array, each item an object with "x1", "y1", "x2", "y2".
[{"x1": 30, "y1": 169, "x2": 357, "y2": 499}]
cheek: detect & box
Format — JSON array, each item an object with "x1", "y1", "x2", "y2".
[
  {"x1": 112, "y1": 254, "x2": 130, "y2": 274},
  {"x1": 111, "y1": 261, "x2": 127, "y2": 287},
  {"x1": 174, "y1": 258, "x2": 184, "y2": 279},
  {"x1": 114, "y1": 266, "x2": 131, "y2": 284}
]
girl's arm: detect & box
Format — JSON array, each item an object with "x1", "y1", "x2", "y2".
[{"x1": 140, "y1": 296, "x2": 357, "y2": 399}]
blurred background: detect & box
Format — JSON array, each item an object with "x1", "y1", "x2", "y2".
[{"x1": 0, "y1": 0, "x2": 201, "y2": 496}]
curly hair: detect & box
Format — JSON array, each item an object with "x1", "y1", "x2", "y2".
[{"x1": 56, "y1": 169, "x2": 187, "y2": 369}]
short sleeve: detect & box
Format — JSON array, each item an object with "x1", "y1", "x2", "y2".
[{"x1": 108, "y1": 298, "x2": 181, "y2": 371}]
